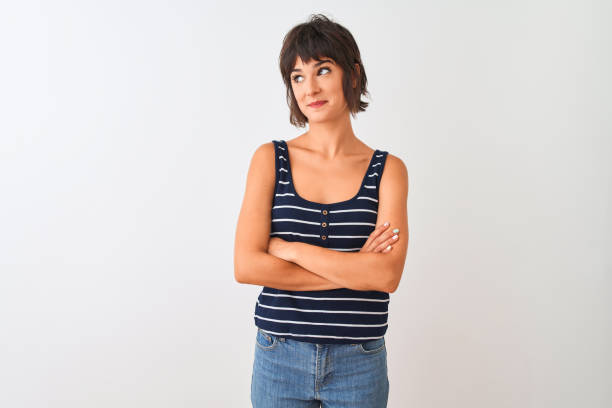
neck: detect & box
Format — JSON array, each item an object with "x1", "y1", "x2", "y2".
[{"x1": 302, "y1": 113, "x2": 359, "y2": 160}]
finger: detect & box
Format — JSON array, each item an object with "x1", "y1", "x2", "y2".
[
  {"x1": 370, "y1": 228, "x2": 398, "y2": 252},
  {"x1": 374, "y1": 233, "x2": 399, "y2": 252},
  {"x1": 371, "y1": 244, "x2": 384, "y2": 253},
  {"x1": 375, "y1": 242, "x2": 393, "y2": 253},
  {"x1": 366, "y1": 222, "x2": 390, "y2": 245},
  {"x1": 362, "y1": 222, "x2": 390, "y2": 251},
  {"x1": 371, "y1": 232, "x2": 399, "y2": 253}
]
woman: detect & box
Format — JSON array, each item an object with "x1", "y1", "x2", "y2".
[{"x1": 234, "y1": 14, "x2": 409, "y2": 407}]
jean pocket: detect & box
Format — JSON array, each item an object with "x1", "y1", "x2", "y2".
[
  {"x1": 357, "y1": 337, "x2": 386, "y2": 354},
  {"x1": 255, "y1": 328, "x2": 279, "y2": 350}
]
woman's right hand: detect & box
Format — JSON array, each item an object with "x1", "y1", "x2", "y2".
[{"x1": 359, "y1": 222, "x2": 400, "y2": 253}]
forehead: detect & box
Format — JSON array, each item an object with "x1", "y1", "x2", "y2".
[{"x1": 292, "y1": 55, "x2": 336, "y2": 68}]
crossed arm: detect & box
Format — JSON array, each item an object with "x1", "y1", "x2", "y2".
[
  {"x1": 233, "y1": 143, "x2": 408, "y2": 294},
  {"x1": 266, "y1": 237, "x2": 402, "y2": 292}
]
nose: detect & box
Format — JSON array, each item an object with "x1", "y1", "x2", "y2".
[{"x1": 306, "y1": 77, "x2": 320, "y2": 97}]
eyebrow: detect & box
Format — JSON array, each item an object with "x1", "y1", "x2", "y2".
[{"x1": 291, "y1": 59, "x2": 334, "y2": 73}]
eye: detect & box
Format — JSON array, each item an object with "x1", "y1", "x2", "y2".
[
  {"x1": 291, "y1": 66, "x2": 332, "y2": 83},
  {"x1": 319, "y1": 67, "x2": 331, "y2": 75}
]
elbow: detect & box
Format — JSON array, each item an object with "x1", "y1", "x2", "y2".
[
  {"x1": 234, "y1": 249, "x2": 265, "y2": 284},
  {"x1": 235, "y1": 259, "x2": 254, "y2": 284},
  {"x1": 234, "y1": 264, "x2": 246, "y2": 284},
  {"x1": 386, "y1": 280, "x2": 399, "y2": 294},
  {"x1": 384, "y1": 264, "x2": 403, "y2": 293},
  {"x1": 234, "y1": 252, "x2": 252, "y2": 284},
  {"x1": 381, "y1": 278, "x2": 397, "y2": 293},
  {"x1": 234, "y1": 261, "x2": 245, "y2": 283},
  {"x1": 370, "y1": 256, "x2": 400, "y2": 293}
]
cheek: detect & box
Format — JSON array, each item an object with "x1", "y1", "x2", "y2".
[
  {"x1": 331, "y1": 79, "x2": 345, "y2": 97},
  {"x1": 330, "y1": 87, "x2": 345, "y2": 106},
  {"x1": 292, "y1": 87, "x2": 304, "y2": 102}
]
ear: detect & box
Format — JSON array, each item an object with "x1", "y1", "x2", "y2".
[{"x1": 352, "y1": 63, "x2": 360, "y2": 88}]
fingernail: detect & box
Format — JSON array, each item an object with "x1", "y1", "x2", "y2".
[
  {"x1": 386, "y1": 245, "x2": 391, "y2": 250},
  {"x1": 392, "y1": 235, "x2": 398, "y2": 240},
  {"x1": 383, "y1": 222, "x2": 389, "y2": 227},
  {"x1": 393, "y1": 228, "x2": 399, "y2": 233}
]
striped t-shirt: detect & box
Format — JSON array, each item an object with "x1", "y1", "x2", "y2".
[{"x1": 253, "y1": 139, "x2": 390, "y2": 344}]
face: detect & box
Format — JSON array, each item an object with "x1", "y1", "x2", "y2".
[{"x1": 290, "y1": 56, "x2": 351, "y2": 123}]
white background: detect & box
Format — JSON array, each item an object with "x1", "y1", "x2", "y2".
[{"x1": 0, "y1": 1, "x2": 610, "y2": 407}]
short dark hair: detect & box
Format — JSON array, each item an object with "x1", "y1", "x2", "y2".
[{"x1": 279, "y1": 14, "x2": 370, "y2": 127}]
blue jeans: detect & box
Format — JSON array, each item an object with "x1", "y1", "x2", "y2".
[{"x1": 251, "y1": 328, "x2": 389, "y2": 407}]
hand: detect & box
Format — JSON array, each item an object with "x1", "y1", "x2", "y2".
[
  {"x1": 267, "y1": 237, "x2": 294, "y2": 262},
  {"x1": 360, "y1": 222, "x2": 400, "y2": 253}
]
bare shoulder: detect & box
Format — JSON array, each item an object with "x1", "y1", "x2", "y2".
[
  {"x1": 251, "y1": 141, "x2": 275, "y2": 165},
  {"x1": 235, "y1": 141, "x2": 277, "y2": 258},
  {"x1": 381, "y1": 153, "x2": 408, "y2": 190},
  {"x1": 245, "y1": 141, "x2": 276, "y2": 184},
  {"x1": 238, "y1": 141, "x2": 277, "y2": 207}
]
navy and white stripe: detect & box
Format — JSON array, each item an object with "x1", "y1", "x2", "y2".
[{"x1": 253, "y1": 139, "x2": 391, "y2": 344}]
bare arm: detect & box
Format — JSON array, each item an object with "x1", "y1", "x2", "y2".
[
  {"x1": 233, "y1": 142, "x2": 344, "y2": 291},
  {"x1": 238, "y1": 251, "x2": 344, "y2": 291},
  {"x1": 283, "y1": 243, "x2": 394, "y2": 292},
  {"x1": 277, "y1": 154, "x2": 409, "y2": 293}
]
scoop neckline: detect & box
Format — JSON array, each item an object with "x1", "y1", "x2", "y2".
[{"x1": 280, "y1": 139, "x2": 379, "y2": 207}]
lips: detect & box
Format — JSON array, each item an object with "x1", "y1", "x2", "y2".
[{"x1": 308, "y1": 100, "x2": 327, "y2": 107}]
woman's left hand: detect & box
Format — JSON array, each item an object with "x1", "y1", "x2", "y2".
[{"x1": 267, "y1": 237, "x2": 294, "y2": 262}]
